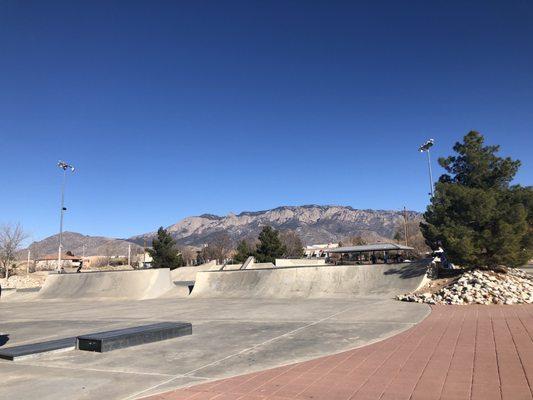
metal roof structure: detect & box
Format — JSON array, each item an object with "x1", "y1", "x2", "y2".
[{"x1": 327, "y1": 243, "x2": 414, "y2": 253}]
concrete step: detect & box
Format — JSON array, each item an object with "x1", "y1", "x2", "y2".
[{"x1": 77, "y1": 322, "x2": 192, "y2": 353}]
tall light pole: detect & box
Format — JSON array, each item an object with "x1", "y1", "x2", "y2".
[
  {"x1": 27, "y1": 250, "x2": 31, "y2": 275},
  {"x1": 418, "y1": 139, "x2": 435, "y2": 197},
  {"x1": 57, "y1": 161, "x2": 75, "y2": 273}
]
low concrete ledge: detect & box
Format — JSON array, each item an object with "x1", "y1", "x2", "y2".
[
  {"x1": 0, "y1": 337, "x2": 76, "y2": 361},
  {"x1": 77, "y1": 322, "x2": 192, "y2": 352}
]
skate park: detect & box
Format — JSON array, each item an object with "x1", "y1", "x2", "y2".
[{"x1": 0, "y1": 258, "x2": 431, "y2": 399}]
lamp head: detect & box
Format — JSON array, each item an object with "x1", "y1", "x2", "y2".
[
  {"x1": 57, "y1": 161, "x2": 75, "y2": 172},
  {"x1": 418, "y1": 139, "x2": 434, "y2": 152}
]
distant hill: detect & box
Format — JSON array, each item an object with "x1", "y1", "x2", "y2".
[
  {"x1": 26, "y1": 232, "x2": 143, "y2": 258},
  {"x1": 129, "y1": 205, "x2": 423, "y2": 247},
  {"x1": 25, "y1": 205, "x2": 423, "y2": 257}
]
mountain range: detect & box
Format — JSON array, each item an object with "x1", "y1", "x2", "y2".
[
  {"x1": 26, "y1": 232, "x2": 143, "y2": 258},
  {"x1": 26, "y1": 205, "x2": 423, "y2": 257}
]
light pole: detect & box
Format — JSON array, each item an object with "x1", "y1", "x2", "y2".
[
  {"x1": 57, "y1": 161, "x2": 75, "y2": 273},
  {"x1": 418, "y1": 139, "x2": 435, "y2": 197}
]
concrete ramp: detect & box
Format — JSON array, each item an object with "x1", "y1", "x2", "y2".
[
  {"x1": 190, "y1": 260, "x2": 431, "y2": 299},
  {"x1": 171, "y1": 266, "x2": 203, "y2": 282},
  {"x1": 37, "y1": 269, "x2": 175, "y2": 300},
  {"x1": 170, "y1": 261, "x2": 220, "y2": 282}
]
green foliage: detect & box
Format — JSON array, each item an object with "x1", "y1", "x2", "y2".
[
  {"x1": 234, "y1": 240, "x2": 255, "y2": 263},
  {"x1": 147, "y1": 227, "x2": 184, "y2": 270},
  {"x1": 421, "y1": 131, "x2": 532, "y2": 268},
  {"x1": 438, "y1": 131, "x2": 521, "y2": 189},
  {"x1": 255, "y1": 226, "x2": 286, "y2": 263},
  {"x1": 393, "y1": 231, "x2": 403, "y2": 243}
]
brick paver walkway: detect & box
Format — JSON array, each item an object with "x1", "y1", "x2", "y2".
[{"x1": 143, "y1": 305, "x2": 533, "y2": 400}]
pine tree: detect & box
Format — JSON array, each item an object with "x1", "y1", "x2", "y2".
[
  {"x1": 421, "y1": 131, "x2": 532, "y2": 268},
  {"x1": 255, "y1": 226, "x2": 286, "y2": 263},
  {"x1": 234, "y1": 240, "x2": 254, "y2": 263},
  {"x1": 148, "y1": 227, "x2": 183, "y2": 270},
  {"x1": 393, "y1": 231, "x2": 403, "y2": 244}
]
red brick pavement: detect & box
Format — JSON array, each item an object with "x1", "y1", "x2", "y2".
[{"x1": 142, "y1": 305, "x2": 533, "y2": 400}]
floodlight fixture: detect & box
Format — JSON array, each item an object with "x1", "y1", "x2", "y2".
[
  {"x1": 418, "y1": 139, "x2": 434, "y2": 152},
  {"x1": 58, "y1": 160, "x2": 75, "y2": 172}
]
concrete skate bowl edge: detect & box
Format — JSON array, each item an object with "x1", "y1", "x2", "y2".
[
  {"x1": 190, "y1": 259, "x2": 431, "y2": 299},
  {"x1": 36, "y1": 268, "x2": 175, "y2": 300}
]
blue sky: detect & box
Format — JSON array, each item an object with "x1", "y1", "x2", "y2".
[{"x1": 1, "y1": 0, "x2": 532, "y2": 242}]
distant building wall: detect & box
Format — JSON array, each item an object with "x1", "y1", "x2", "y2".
[
  {"x1": 275, "y1": 259, "x2": 327, "y2": 267},
  {"x1": 304, "y1": 243, "x2": 339, "y2": 258}
]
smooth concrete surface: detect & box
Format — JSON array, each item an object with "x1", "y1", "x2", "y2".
[
  {"x1": 220, "y1": 262, "x2": 276, "y2": 270},
  {"x1": 191, "y1": 260, "x2": 430, "y2": 299},
  {"x1": 0, "y1": 296, "x2": 429, "y2": 400},
  {"x1": 275, "y1": 258, "x2": 326, "y2": 267},
  {"x1": 170, "y1": 261, "x2": 218, "y2": 282},
  {"x1": 37, "y1": 269, "x2": 175, "y2": 300}
]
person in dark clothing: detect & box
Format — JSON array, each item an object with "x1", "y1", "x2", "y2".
[{"x1": 76, "y1": 260, "x2": 83, "y2": 273}]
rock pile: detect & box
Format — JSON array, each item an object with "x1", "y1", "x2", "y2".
[{"x1": 397, "y1": 268, "x2": 533, "y2": 305}]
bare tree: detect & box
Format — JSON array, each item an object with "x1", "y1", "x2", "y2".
[
  {"x1": 0, "y1": 223, "x2": 28, "y2": 279},
  {"x1": 201, "y1": 233, "x2": 233, "y2": 264},
  {"x1": 279, "y1": 230, "x2": 304, "y2": 258},
  {"x1": 103, "y1": 247, "x2": 112, "y2": 266},
  {"x1": 179, "y1": 246, "x2": 197, "y2": 266},
  {"x1": 347, "y1": 236, "x2": 367, "y2": 246},
  {"x1": 393, "y1": 219, "x2": 430, "y2": 254}
]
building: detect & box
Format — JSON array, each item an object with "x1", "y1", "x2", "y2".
[
  {"x1": 304, "y1": 243, "x2": 339, "y2": 258},
  {"x1": 35, "y1": 254, "x2": 82, "y2": 270}
]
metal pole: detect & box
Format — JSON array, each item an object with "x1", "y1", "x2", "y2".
[
  {"x1": 143, "y1": 239, "x2": 146, "y2": 266},
  {"x1": 418, "y1": 139, "x2": 435, "y2": 198},
  {"x1": 27, "y1": 250, "x2": 30, "y2": 275},
  {"x1": 426, "y1": 149, "x2": 434, "y2": 197},
  {"x1": 403, "y1": 207, "x2": 408, "y2": 246},
  {"x1": 57, "y1": 168, "x2": 67, "y2": 273}
]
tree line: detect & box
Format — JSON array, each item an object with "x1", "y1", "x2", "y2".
[{"x1": 148, "y1": 225, "x2": 305, "y2": 269}]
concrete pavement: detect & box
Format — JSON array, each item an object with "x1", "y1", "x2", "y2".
[{"x1": 0, "y1": 296, "x2": 429, "y2": 399}]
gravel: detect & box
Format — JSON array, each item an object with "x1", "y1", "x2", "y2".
[{"x1": 0, "y1": 274, "x2": 46, "y2": 289}]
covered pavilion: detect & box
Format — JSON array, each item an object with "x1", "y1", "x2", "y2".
[{"x1": 326, "y1": 242, "x2": 414, "y2": 264}]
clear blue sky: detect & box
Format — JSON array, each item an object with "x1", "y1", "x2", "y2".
[{"x1": 1, "y1": 1, "x2": 532, "y2": 242}]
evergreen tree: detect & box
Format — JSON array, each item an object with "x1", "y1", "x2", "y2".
[
  {"x1": 255, "y1": 226, "x2": 286, "y2": 263},
  {"x1": 421, "y1": 131, "x2": 532, "y2": 268},
  {"x1": 234, "y1": 240, "x2": 254, "y2": 263},
  {"x1": 147, "y1": 227, "x2": 183, "y2": 270},
  {"x1": 393, "y1": 231, "x2": 403, "y2": 243}
]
